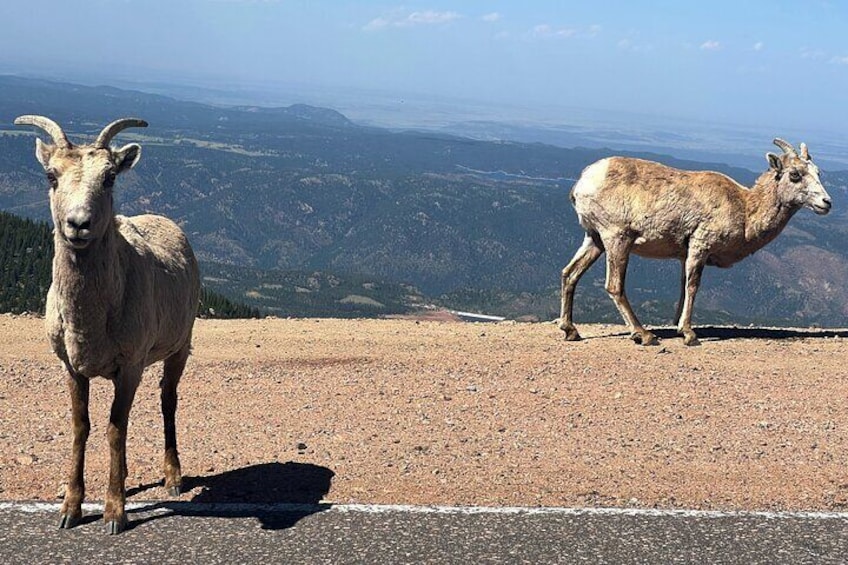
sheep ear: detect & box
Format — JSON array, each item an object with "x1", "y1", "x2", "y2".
[
  {"x1": 35, "y1": 138, "x2": 54, "y2": 169},
  {"x1": 766, "y1": 152, "x2": 783, "y2": 172},
  {"x1": 113, "y1": 143, "x2": 142, "y2": 173}
]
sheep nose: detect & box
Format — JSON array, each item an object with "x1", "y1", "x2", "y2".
[
  {"x1": 823, "y1": 196, "x2": 832, "y2": 208},
  {"x1": 66, "y1": 209, "x2": 92, "y2": 232}
]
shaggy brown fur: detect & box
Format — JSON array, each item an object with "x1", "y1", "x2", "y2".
[
  {"x1": 16, "y1": 116, "x2": 200, "y2": 534},
  {"x1": 559, "y1": 139, "x2": 831, "y2": 346}
]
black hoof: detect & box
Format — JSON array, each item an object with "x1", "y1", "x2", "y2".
[
  {"x1": 58, "y1": 513, "x2": 80, "y2": 529},
  {"x1": 107, "y1": 518, "x2": 127, "y2": 535}
]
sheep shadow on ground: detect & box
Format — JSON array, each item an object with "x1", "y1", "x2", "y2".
[
  {"x1": 598, "y1": 325, "x2": 848, "y2": 342},
  {"x1": 124, "y1": 461, "x2": 335, "y2": 531}
]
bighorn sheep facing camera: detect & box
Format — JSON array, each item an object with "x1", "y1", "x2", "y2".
[
  {"x1": 15, "y1": 115, "x2": 200, "y2": 534},
  {"x1": 559, "y1": 139, "x2": 831, "y2": 346}
]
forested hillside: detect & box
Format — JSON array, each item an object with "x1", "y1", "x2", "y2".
[{"x1": 0, "y1": 211, "x2": 51, "y2": 313}]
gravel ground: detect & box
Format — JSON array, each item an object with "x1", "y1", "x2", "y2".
[{"x1": 1, "y1": 314, "x2": 847, "y2": 512}]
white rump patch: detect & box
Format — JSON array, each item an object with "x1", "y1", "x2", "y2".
[{"x1": 572, "y1": 158, "x2": 610, "y2": 199}]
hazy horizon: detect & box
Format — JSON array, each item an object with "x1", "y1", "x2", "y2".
[
  {"x1": 6, "y1": 68, "x2": 847, "y2": 172},
  {"x1": 3, "y1": 1, "x2": 848, "y2": 170},
  {"x1": 3, "y1": 1, "x2": 847, "y2": 129}
]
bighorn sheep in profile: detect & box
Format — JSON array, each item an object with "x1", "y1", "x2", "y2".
[
  {"x1": 559, "y1": 139, "x2": 831, "y2": 346},
  {"x1": 15, "y1": 115, "x2": 200, "y2": 534}
]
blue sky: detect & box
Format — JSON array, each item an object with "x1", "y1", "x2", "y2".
[{"x1": 3, "y1": 1, "x2": 848, "y2": 131}]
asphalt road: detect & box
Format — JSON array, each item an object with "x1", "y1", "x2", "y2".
[{"x1": 1, "y1": 502, "x2": 847, "y2": 564}]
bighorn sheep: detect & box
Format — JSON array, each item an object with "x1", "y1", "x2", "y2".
[
  {"x1": 559, "y1": 139, "x2": 831, "y2": 346},
  {"x1": 15, "y1": 115, "x2": 200, "y2": 534}
]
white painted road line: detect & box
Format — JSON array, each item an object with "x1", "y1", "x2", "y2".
[{"x1": 2, "y1": 501, "x2": 848, "y2": 521}]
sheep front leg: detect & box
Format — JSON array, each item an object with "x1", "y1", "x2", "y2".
[
  {"x1": 677, "y1": 251, "x2": 706, "y2": 346},
  {"x1": 59, "y1": 370, "x2": 90, "y2": 529},
  {"x1": 161, "y1": 344, "x2": 190, "y2": 496},
  {"x1": 604, "y1": 235, "x2": 657, "y2": 345},
  {"x1": 673, "y1": 259, "x2": 686, "y2": 327},
  {"x1": 559, "y1": 234, "x2": 603, "y2": 341},
  {"x1": 104, "y1": 367, "x2": 141, "y2": 534}
]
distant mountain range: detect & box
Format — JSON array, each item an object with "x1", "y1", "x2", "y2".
[{"x1": 1, "y1": 75, "x2": 846, "y2": 326}]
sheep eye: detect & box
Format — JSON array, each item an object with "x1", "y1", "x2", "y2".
[
  {"x1": 789, "y1": 170, "x2": 802, "y2": 183},
  {"x1": 104, "y1": 170, "x2": 117, "y2": 188},
  {"x1": 46, "y1": 171, "x2": 58, "y2": 189}
]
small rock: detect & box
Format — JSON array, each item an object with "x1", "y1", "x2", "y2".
[
  {"x1": 16, "y1": 454, "x2": 35, "y2": 466},
  {"x1": 296, "y1": 442, "x2": 308, "y2": 451}
]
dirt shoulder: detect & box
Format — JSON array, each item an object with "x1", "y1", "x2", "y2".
[{"x1": 2, "y1": 315, "x2": 847, "y2": 511}]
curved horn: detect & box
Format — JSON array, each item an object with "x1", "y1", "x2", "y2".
[
  {"x1": 14, "y1": 115, "x2": 71, "y2": 148},
  {"x1": 773, "y1": 138, "x2": 797, "y2": 156},
  {"x1": 94, "y1": 118, "x2": 148, "y2": 149},
  {"x1": 800, "y1": 142, "x2": 810, "y2": 160}
]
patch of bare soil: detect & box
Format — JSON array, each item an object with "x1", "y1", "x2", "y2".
[{"x1": 2, "y1": 315, "x2": 848, "y2": 511}]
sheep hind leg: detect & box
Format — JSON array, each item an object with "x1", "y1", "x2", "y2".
[
  {"x1": 161, "y1": 343, "x2": 190, "y2": 497},
  {"x1": 59, "y1": 370, "x2": 90, "y2": 529},
  {"x1": 677, "y1": 252, "x2": 707, "y2": 346},
  {"x1": 559, "y1": 234, "x2": 603, "y2": 341},
  {"x1": 104, "y1": 366, "x2": 141, "y2": 534},
  {"x1": 604, "y1": 236, "x2": 658, "y2": 345}
]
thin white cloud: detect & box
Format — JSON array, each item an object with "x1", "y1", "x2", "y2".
[
  {"x1": 533, "y1": 24, "x2": 574, "y2": 38},
  {"x1": 753, "y1": 41, "x2": 764, "y2": 51},
  {"x1": 800, "y1": 47, "x2": 827, "y2": 60},
  {"x1": 363, "y1": 9, "x2": 462, "y2": 31},
  {"x1": 618, "y1": 38, "x2": 654, "y2": 52},
  {"x1": 408, "y1": 10, "x2": 461, "y2": 25},
  {"x1": 531, "y1": 23, "x2": 598, "y2": 39},
  {"x1": 831, "y1": 55, "x2": 848, "y2": 65},
  {"x1": 364, "y1": 17, "x2": 390, "y2": 31},
  {"x1": 482, "y1": 12, "x2": 501, "y2": 23},
  {"x1": 700, "y1": 40, "x2": 721, "y2": 51}
]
